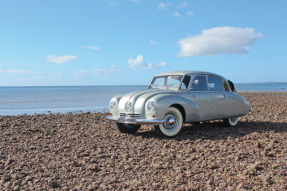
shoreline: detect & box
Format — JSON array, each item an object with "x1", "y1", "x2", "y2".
[
  {"x1": 1, "y1": 91, "x2": 287, "y2": 117},
  {"x1": 0, "y1": 92, "x2": 287, "y2": 190}
]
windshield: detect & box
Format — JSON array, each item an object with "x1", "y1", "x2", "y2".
[{"x1": 149, "y1": 75, "x2": 184, "y2": 90}]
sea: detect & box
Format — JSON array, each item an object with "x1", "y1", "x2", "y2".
[{"x1": 1, "y1": 83, "x2": 287, "y2": 116}]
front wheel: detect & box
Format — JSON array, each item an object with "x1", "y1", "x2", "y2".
[
  {"x1": 224, "y1": 117, "x2": 239, "y2": 127},
  {"x1": 154, "y1": 107, "x2": 183, "y2": 137},
  {"x1": 114, "y1": 123, "x2": 141, "y2": 134}
]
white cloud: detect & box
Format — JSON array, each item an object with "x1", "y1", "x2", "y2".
[
  {"x1": 178, "y1": 26, "x2": 263, "y2": 57},
  {"x1": 128, "y1": 55, "x2": 169, "y2": 70},
  {"x1": 150, "y1": 40, "x2": 156, "y2": 45},
  {"x1": 177, "y1": 2, "x2": 188, "y2": 9},
  {"x1": 107, "y1": 0, "x2": 118, "y2": 5},
  {"x1": 76, "y1": 66, "x2": 121, "y2": 77},
  {"x1": 187, "y1": 10, "x2": 194, "y2": 16},
  {"x1": 158, "y1": 2, "x2": 171, "y2": 9},
  {"x1": 87, "y1": 46, "x2": 100, "y2": 50},
  {"x1": 0, "y1": 68, "x2": 35, "y2": 74},
  {"x1": 158, "y1": 62, "x2": 168, "y2": 67},
  {"x1": 174, "y1": 11, "x2": 182, "y2": 17},
  {"x1": 47, "y1": 55, "x2": 77, "y2": 64}
]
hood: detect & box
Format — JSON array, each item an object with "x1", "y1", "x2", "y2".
[
  {"x1": 118, "y1": 89, "x2": 175, "y2": 113},
  {"x1": 122, "y1": 89, "x2": 174, "y2": 102}
]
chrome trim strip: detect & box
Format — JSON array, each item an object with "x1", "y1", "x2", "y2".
[
  {"x1": 120, "y1": 113, "x2": 141, "y2": 119},
  {"x1": 107, "y1": 116, "x2": 164, "y2": 125}
]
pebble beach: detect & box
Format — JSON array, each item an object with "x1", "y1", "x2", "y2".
[{"x1": 0, "y1": 92, "x2": 287, "y2": 190}]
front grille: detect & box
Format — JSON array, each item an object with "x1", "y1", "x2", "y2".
[{"x1": 120, "y1": 113, "x2": 141, "y2": 119}]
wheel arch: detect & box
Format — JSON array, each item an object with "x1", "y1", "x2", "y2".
[
  {"x1": 150, "y1": 94, "x2": 199, "y2": 122},
  {"x1": 170, "y1": 104, "x2": 186, "y2": 123}
]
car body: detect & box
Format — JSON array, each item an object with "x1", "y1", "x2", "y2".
[{"x1": 107, "y1": 71, "x2": 251, "y2": 137}]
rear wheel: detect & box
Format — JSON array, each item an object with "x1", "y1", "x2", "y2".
[
  {"x1": 114, "y1": 123, "x2": 141, "y2": 133},
  {"x1": 154, "y1": 107, "x2": 183, "y2": 137},
  {"x1": 224, "y1": 117, "x2": 239, "y2": 127}
]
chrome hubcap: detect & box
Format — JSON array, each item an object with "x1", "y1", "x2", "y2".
[
  {"x1": 167, "y1": 118, "x2": 175, "y2": 125},
  {"x1": 164, "y1": 113, "x2": 177, "y2": 130}
]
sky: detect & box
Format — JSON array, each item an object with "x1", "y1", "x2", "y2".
[{"x1": 0, "y1": 0, "x2": 287, "y2": 86}]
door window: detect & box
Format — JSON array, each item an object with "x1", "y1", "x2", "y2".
[{"x1": 191, "y1": 75, "x2": 208, "y2": 91}]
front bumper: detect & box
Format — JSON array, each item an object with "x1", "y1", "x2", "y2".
[{"x1": 107, "y1": 116, "x2": 164, "y2": 125}]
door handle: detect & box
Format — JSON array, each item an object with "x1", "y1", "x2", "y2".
[
  {"x1": 192, "y1": 95, "x2": 196, "y2": 98},
  {"x1": 218, "y1": 94, "x2": 225, "y2": 98}
]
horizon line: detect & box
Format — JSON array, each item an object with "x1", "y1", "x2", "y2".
[{"x1": 1, "y1": 81, "x2": 287, "y2": 88}]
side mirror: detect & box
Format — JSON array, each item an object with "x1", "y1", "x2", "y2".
[{"x1": 193, "y1": 79, "x2": 199, "y2": 85}]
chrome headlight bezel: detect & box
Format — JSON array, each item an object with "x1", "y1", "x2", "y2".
[
  {"x1": 125, "y1": 101, "x2": 132, "y2": 112},
  {"x1": 110, "y1": 100, "x2": 117, "y2": 110},
  {"x1": 147, "y1": 100, "x2": 156, "y2": 111}
]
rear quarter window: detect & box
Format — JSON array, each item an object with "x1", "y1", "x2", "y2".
[
  {"x1": 223, "y1": 80, "x2": 229, "y2": 91},
  {"x1": 208, "y1": 76, "x2": 224, "y2": 91}
]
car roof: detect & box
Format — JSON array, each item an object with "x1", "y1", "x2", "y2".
[{"x1": 155, "y1": 70, "x2": 226, "y2": 79}]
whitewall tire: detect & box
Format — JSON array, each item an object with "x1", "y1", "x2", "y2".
[
  {"x1": 154, "y1": 107, "x2": 183, "y2": 137},
  {"x1": 224, "y1": 117, "x2": 239, "y2": 127}
]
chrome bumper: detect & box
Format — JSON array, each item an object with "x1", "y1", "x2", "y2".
[{"x1": 107, "y1": 116, "x2": 164, "y2": 125}]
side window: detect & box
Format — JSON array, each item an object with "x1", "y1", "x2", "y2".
[
  {"x1": 208, "y1": 76, "x2": 223, "y2": 91},
  {"x1": 223, "y1": 80, "x2": 229, "y2": 91},
  {"x1": 180, "y1": 75, "x2": 191, "y2": 90},
  {"x1": 191, "y1": 75, "x2": 208, "y2": 91}
]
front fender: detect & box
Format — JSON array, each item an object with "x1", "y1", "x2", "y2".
[
  {"x1": 149, "y1": 94, "x2": 200, "y2": 122},
  {"x1": 109, "y1": 94, "x2": 124, "y2": 117}
]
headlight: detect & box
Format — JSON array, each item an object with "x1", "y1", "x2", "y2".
[
  {"x1": 125, "y1": 101, "x2": 132, "y2": 112},
  {"x1": 110, "y1": 100, "x2": 117, "y2": 110},
  {"x1": 147, "y1": 101, "x2": 156, "y2": 111}
]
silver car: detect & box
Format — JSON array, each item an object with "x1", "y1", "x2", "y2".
[{"x1": 107, "y1": 71, "x2": 251, "y2": 137}]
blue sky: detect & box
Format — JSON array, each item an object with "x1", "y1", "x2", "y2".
[{"x1": 0, "y1": 0, "x2": 286, "y2": 86}]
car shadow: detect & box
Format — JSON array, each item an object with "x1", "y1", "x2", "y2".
[{"x1": 135, "y1": 121, "x2": 287, "y2": 141}]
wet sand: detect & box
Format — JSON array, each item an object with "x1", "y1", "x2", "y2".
[{"x1": 0, "y1": 92, "x2": 287, "y2": 190}]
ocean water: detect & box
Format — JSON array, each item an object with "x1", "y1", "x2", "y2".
[
  {"x1": 0, "y1": 83, "x2": 287, "y2": 116},
  {"x1": 236, "y1": 83, "x2": 287, "y2": 92},
  {"x1": 0, "y1": 86, "x2": 146, "y2": 116}
]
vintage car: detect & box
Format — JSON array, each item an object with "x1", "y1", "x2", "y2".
[{"x1": 107, "y1": 71, "x2": 251, "y2": 137}]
